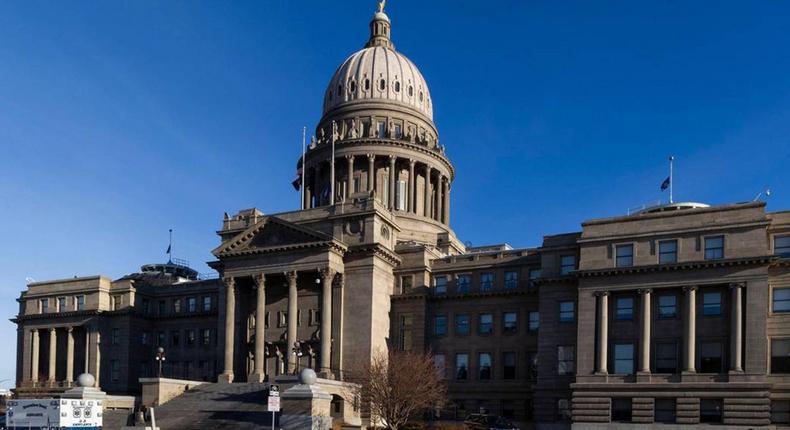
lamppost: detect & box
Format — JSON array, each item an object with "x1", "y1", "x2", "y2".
[
  {"x1": 155, "y1": 347, "x2": 166, "y2": 377},
  {"x1": 291, "y1": 342, "x2": 304, "y2": 375}
]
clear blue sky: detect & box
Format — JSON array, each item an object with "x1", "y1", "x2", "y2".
[{"x1": 1, "y1": 0, "x2": 789, "y2": 385}]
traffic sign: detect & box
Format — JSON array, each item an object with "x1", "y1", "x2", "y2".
[
  {"x1": 267, "y1": 395, "x2": 281, "y2": 412},
  {"x1": 269, "y1": 384, "x2": 279, "y2": 392}
]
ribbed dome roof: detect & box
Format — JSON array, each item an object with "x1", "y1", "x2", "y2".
[{"x1": 322, "y1": 8, "x2": 433, "y2": 121}]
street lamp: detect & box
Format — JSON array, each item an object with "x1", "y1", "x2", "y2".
[{"x1": 155, "y1": 347, "x2": 166, "y2": 377}]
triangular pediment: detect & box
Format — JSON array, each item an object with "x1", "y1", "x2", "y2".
[{"x1": 212, "y1": 216, "x2": 337, "y2": 258}]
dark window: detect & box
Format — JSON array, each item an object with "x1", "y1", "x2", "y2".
[
  {"x1": 400, "y1": 275, "x2": 413, "y2": 294},
  {"x1": 394, "y1": 81, "x2": 400, "y2": 92},
  {"x1": 456, "y1": 274, "x2": 470, "y2": 293},
  {"x1": 700, "y1": 399, "x2": 723, "y2": 423},
  {"x1": 433, "y1": 354, "x2": 446, "y2": 379},
  {"x1": 611, "y1": 398, "x2": 632, "y2": 422},
  {"x1": 560, "y1": 256, "x2": 576, "y2": 275},
  {"x1": 655, "y1": 342, "x2": 678, "y2": 373},
  {"x1": 171, "y1": 331, "x2": 180, "y2": 347},
  {"x1": 771, "y1": 400, "x2": 790, "y2": 424},
  {"x1": 658, "y1": 295, "x2": 677, "y2": 318},
  {"x1": 111, "y1": 360, "x2": 120, "y2": 382},
  {"x1": 558, "y1": 346, "x2": 575, "y2": 375},
  {"x1": 379, "y1": 79, "x2": 386, "y2": 91},
  {"x1": 187, "y1": 329, "x2": 196, "y2": 346},
  {"x1": 349, "y1": 81, "x2": 356, "y2": 93},
  {"x1": 141, "y1": 298, "x2": 149, "y2": 314},
  {"x1": 528, "y1": 311, "x2": 540, "y2": 331},
  {"x1": 408, "y1": 85, "x2": 413, "y2": 96},
  {"x1": 434, "y1": 276, "x2": 447, "y2": 294},
  {"x1": 777, "y1": 235, "x2": 790, "y2": 257},
  {"x1": 158, "y1": 300, "x2": 166, "y2": 315},
  {"x1": 364, "y1": 79, "x2": 370, "y2": 91},
  {"x1": 187, "y1": 297, "x2": 196, "y2": 312},
  {"x1": 40, "y1": 298, "x2": 48, "y2": 313},
  {"x1": 76, "y1": 295, "x2": 85, "y2": 311},
  {"x1": 501, "y1": 401, "x2": 515, "y2": 419},
  {"x1": 479, "y1": 314, "x2": 494, "y2": 334},
  {"x1": 203, "y1": 296, "x2": 212, "y2": 312},
  {"x1": 503, "y1": 352, "x2": 516, "y2": 379},
  {"x1": 614, "y1": 344, "x2": 634, "y2": 374},
  {"x1": 111, "y1": 328, "x2": 120, "y2": 345},
  {"x1": 173, "y1": 299, "x2": 182, "y2": 313},
  {"x1": 528, "y1": 269, "x2": 541, "y2": 289},
  {"x1": 434, "y1": 315, "x2": 447, "y2": 336},
  {"x1": 699, "y1": 342, "x2": 723, "y2": 373},
  {"x1": 655, "y1": 399, "x2": 676, "y2": 423},
  {"x1": 528, "y1": 353, "x2": 538, "y2": 380},
  {"x1": 141, "y1": 332, "x2": 149, "y2": 345},
  {"x1": 480, "y1": 272, "x2": 494, "y2": 291},
  {"x1": 773, "y1": 288, "x2": 790, "y2": 313},
  {"x1": 455, "y1": 314, "x2": 470, "y2": 335},
  {"x1": 703, "y1": 292, "x2": 722, "y2": 316},
  {"x1": 704, "y1": 236, "x2": 724, "y2": 260},
  {"x1": 559, "y1": 301, "x2": 575, "y2": 322},
  {"x1": 504, "y1": 271, "x2": 518, "y2": 289},
  {"x1": 659, "y1": 240, "x2": 678, "y2": 263},
  {"x1": 202, "y1": 328, "x2": 211, "y2": 345},
  {"x1": 616, "y1": 244, "x2": 634, "y2": 267},
  {"x1": 503, "y1": 312, "x2": 517, "y2": 334},
  {"x1": 557, "y1": 399, "x2": 571, "y2": 421},
  {"x1": 616, "y1": 297, "x2": 634, "y2": 320},
  {"x1": 478, "y1": 353, "x2": 492, "y2": 380},
  {"x1": 455, "y1": 354, "x2": 468, "y2": 380},
  {"x1": 157, "y1": 331, "x2": 165, "y2": 347},
  {"x1": 771, "y1": 339, "x2": 790, "y2": 373}
]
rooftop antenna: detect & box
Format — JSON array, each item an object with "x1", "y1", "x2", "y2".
[
  {"x1": 753, "y1": 189, "x2": 771, "y2": 202},
  {"x1": 166, "y1": 228, "x2": 173, "y2": 263}
]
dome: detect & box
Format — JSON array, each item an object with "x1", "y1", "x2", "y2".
[{"x1": 322, "y1": 7, "x2": 433, "y2": 121}]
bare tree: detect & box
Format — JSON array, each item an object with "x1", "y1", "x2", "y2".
[{"x1": 350, "y1": 349, "x2": 447, "y2": 430}]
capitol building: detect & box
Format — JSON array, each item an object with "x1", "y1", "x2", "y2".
[{"x1": 11, "y1": 4, "x2": 790, "y2": 429}]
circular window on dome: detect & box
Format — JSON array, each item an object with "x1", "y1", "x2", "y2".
[
  {"x1": 408, "y1": 85, "x2": 413, "y2": 97},
  {"x1": 349, "y1": 81, "x2": 356, "y2": 93},
  {"x1": 379, "y1": 79, "x2": 386, "y2": 91},
  {"x1": 394, "y1": 81, "x2": 401, "y2": 92}
]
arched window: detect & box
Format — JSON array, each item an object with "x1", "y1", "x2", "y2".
[
  {"x1": 349, "y1": 81, "x2": 356, "y2": 93},
  {"x1": 408, "y1": 85, "x2": 413, "y2": 97},
  {"x1": 365, "y1": 79, "x2": 370, "y2": 91},
  {"x1": 394, "y1": 81, "x2": 401, "y2": 92},
  {"x1": 419, "y1": 91, "x2": 424, "y2": 102},
  {"x1": 338, "y1": 84, "x2": 343, "y2": 95},
  {"x1": 379, "y1": 79, "x2": 386, "y2": 91}
]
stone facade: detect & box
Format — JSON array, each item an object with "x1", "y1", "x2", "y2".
[{"x1": 11, "y1": 4, "x2": 790, "y2": 430}]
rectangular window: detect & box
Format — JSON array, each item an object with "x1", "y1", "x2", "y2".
[
  {"x1": 504, "y1": 271, "x2": 518, "y2": 289},
  {"x1": 377, "y1": 121, "x2": 386, "y2": 137},
  {"x1": 658, "y1": 295, "x2": 677, "y2": 318},
  {"x1": 699, "y1": 342, "x2": 723, "y2": 373},
  {"x1": 202, "y1": 296, "x2": 212, "y2": 312},
  {"x1": 559, "y1": 301, "x2": 575, "y2": 322},
  {"x1": 503, "y1": 312, "x2": 517, "y2": 334},
  {"x1": 278, "y1": 311, "x2": 287, "y2": 327},
  {"x1": 616, "y1": 244, "x2": 634, "y2": 267},
  {"x1": 528, "y1": 268, "x2": 542, "y2": 289},
  {"x1": 202, "y1": 328, "x2": 211, "y2": 346},
  {"x1": 478, "y1": 353, "x2": 492, "y2": 380},
  {"x1": 310, "y1": 309, "x2": 321, "y2": 326},
  {"x1": 655, "y1": 399, "x2": 676, "y2": 423},
  {"x1": 614, "y1": 343, "x2": 634, "y2": 374},
  {"x1": 433, "y1": 354, "x2": 446, "y2": 379},
  {"x1": 480, "y1": 272, "x2": 494, "y2": 291},
  {"x1": 655, "y1": 342, "x2": 678, "y2": 373},
  {"x1": 776, "y1": 235, "x2": 790, "y2": 257},
  {"x1": 560, "y1": 255, "x2": 576, "y2": 275},
  {"x1": 659, "y1": 240, "x2": 678, "y2": 263},
  {"x1": 57, "y1": 297, "x2": 67, "y2": 312},
  {"x1": 611, "y1": 398, "x2": 632, "y2": 422},
  {"x1": 455, "y1": 354, "x2": 469, "y2": 380},
  {"x1": 173, "y1": 299, "x2": 182, "y2": 313},
  {"x1": 400, "y1": 275, "x2": 413, "y2": 294},
  {"x1": 434, "y1": 276, "x2": 447, "y2": 294},
  {"x1": 157, "y1": 331, "x2": 165, "y2": 347},
  {"x1": 111, "y1": 328, "x2": 120, "y2": 345},
  {"x1": 171, "y1": 330, "x2": 180, "y2": 347},
  {"x1": 40, "y1": 298, "x2": 48, "y2": 313},
  {"x1": 187, "y1": 329, "x2": 196, "y2": 346},
  {"x1": 503, "y1": 352, "x2": 516, "y2": 379},
  {"x1": 456, "y1": 274, "x2": 470, "y2": 293},
  {"x1": 528, "y1": 352, "x2": 538, "y2": 380},
  {"x1": 76, "y1": 295, "x2": 85, "y2": 311},
  {"x1": 141, "y1": 298, "x2": 150, "y2": 314},
  {"x1": 398, "y1": 315, "x2": 411, "y2": 351},
  {"x1": 455, "y1": 314, "x2": 470, "y2": 335},
  {"x1": 703, "y1": 292, "x2": 722, "y2": 316},
  {"x1": 557, "y1": 345, "x2": 575, "y2": 375},
  {"x1": 528, "y1": 311, "x2": 540, "y2": 331},
  {"x1": 434, "y1": 315, "x2": 447, "y2": 336},
  {"x1": 700, "y1": 399, "x2": 723, "y2": 423},
  {"x1": 111, "y1": 360, "x2": 120, "y2": 382},
  {"x1": 771, "y1": 400, "x2": 790, "y2": 424},
  {"x1": 773, "y1": 288, "x2": 790, "y2": 313},
  {"x1": 771, "y1": 338, "x2": 790, "y2": 373},
  {"x1": 704, "y1": 236, "x2": 724, "y2": 260},
  {"x1": 479, "y1": 313, "x2": 493, "y2": 334},
  {"x1": 616, "y1": 297, "x2": 634, "y2": 320},
  {"x1": 187, "y1": 297, "x2": 197, "y2": 312},
  {"x1": 396, "y1": 180, "x2": 406, "y2": 210},
  {"x1": 112, "y1": 295, "x2": 122, "y2": 310}
]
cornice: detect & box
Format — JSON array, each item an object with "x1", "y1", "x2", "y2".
[
  {"x1": 346, "y1": 243, "x2": 402, "y2": 266},
  {"x1": 577, "y1": 256, "x2": 774, "y2": 278}
]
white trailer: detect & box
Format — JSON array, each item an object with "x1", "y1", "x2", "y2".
[{"x1": 6, "y1": 398, "x2": 103, "y2": 429}]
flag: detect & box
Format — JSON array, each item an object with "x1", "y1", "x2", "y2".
[
  {"x1": 291, "y1": 165, "x2": 303, "y2": 191},
  {"x1": 660, "y1": 176, "x2": 670, "y2": 191},
  {"x1": 166, "y1": 244, "x2": 171, "y2": 254}
]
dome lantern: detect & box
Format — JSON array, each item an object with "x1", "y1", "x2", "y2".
[{"x1": 366, "y1": 0, "x2": 393, "y2": 49}]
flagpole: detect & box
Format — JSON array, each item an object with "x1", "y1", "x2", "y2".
[
  {"x1": 301, "y1": 126, "x2": 306, "y2": 210},
  {"x1": 330, "y1": 121, "x2": 336, "y2": 206},
  {"x1": 168, "y1": 229, "x2": 173, "y2": 263},
  {"x1": 669, "y1": 156, "x2": 675, "y2": 204}
]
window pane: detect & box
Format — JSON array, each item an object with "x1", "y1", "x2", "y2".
[
  {"x1": 558, "y1": 346, "x2": 575, "y2": 375},
  {"x1": 456, "y1": 315, "x2": 469, "y2": 335},
  {"x1": 659, "y1": 240, "x2": 678, "y2": 263},
  {"x1": 655, "y1": 399, "x2": 676, "y2": 423},
  {"x1": 656, "y1": 342, "x2": 678, "y2": 373},
  {"x1": 560, "y1": 302, "x2": 575, "y2": 322},
  {"x1": 455, "y1": 354, "x2": 468, "y2": 380},
  {"x1": 616, "y1": 245, "x2": 634, "y2": 267},
  {"x1": 703, "y1": 292, "x2": 722, "y2": 316},
  {"x1": 504, "y1": 271, "x2": 518, "y2": 289},
  {"x1": 700, "y1": 399, "x2": 723, "y2": 423},
  {"x1": 616, "y1": 297, "x2": 634, "y2": 320},
  {"x1": 479, "y1": 353, "x2": 492, "y2": 379},
  {"x1": 777, "y1": 236, "x2": 790, "y2": 257},
  {"x1": 705, "y1": 236, "x2": 724, "y2": 260},
  {"x1": 774, "y1": 288, "x2": 790, "y2": 313},
  {"x1": 434, "y1": 316, "x2": 447, "y2": 336},
  {"x1": 456, "y1": 275, "x2": 470, "y2": 293},
  {"x1": 611, "y1": 398, "x2": 632, "y2": 422},
  {"x1": 435, "y1": 276, "x2": 447, "y2": 294},
  {"x1": 772, "y1": 339, "x2": 790, "y2": 374},
  {"x1": 529, "y1": 311, "x2": 540, "y2": 331},
  {"x1": 503, "y1": 312, "x2": 517, "y2": 333},
  {"x1": 480, "y1": 273, "x2": 494, "y2": 291},
  {"x1": 479, "y1": 314, "x2": 493, "y2": 334},
  {"x1": 658, "y1": 295, "x2": 677, "y2": 318},
  {"x1": 614, "y1": 344, "x2": 634, "y2": 374},
  {"x1": 503, "y1": 352, "x2": 516, "y2": 379},
  {"x1": 699, "y1": 342, "x2": 722, "y2": 373},
  {"x1": 560, "y1": 256, "x2": 575, "y2": 275}
]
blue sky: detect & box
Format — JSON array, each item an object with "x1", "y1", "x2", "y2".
[{"x1": 1, "y1": 0, "x2": 789, "y2": 385}]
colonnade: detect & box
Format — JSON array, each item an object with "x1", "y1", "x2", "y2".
[
  {"x1": 28, "y1": 325, "x2": 99, "y2": 387},
  {"x1": 594, "y1": 283, "x2": 744, "y2": 375},
  {"x1": 302, "y1": 154, "x2": 450, "y2": 224},
  {"x1": 221, "y1": 268, "x2": 340, "y2": 383}
]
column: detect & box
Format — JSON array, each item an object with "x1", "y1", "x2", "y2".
[
  {"x1": 423, "y1": 165, "x2": 432, "y2": 217},
  {"x1": 367, "y1": 154, "x2": 375, "y2": 193},
  {"x1": 286, "y1": 271, "x2": 298, "y2": 373},
  {"x1": 48, "y1": 327, "x2": 57, "y2": 383},
  {"x1": 596, "y1": 292, "x2": 609, "y2": 374},
  {"x1": 31, "y1": 329, "x2": 40, "y2": 383},
  {"x1": 84, "y1": 328, "x2": 90, "y2": 380},
  {"x1": 302, "y1": 168, "x2": 310, "y2": 209},
  {"x1": 66, "y1": 326, "x2": 75, "y2": 385},
  {"x1": 251, "y1": 273, "x2": 267, "y2": 382},
  {"x1": 93, "y1": 331, "x2": 101, "y2": 387},
  {"x1": 639, "y1": 289, "x2": 652, "y2": 373},
  {"x1": 346, "y1": 155, "x2": 354, "y2": 198},
  {"x1": 442, "y1": 178, "x2": 450, "y2": 224},
  {"x1": 220, "y1": 277, "x2": 236, "y2": 383},
  {"x1": 730, "y1": 283, "x2": 744, "y2": 372},
  {"x1": 435, "y1": 175, "x2": 444, "y2": 222},
  {"x1": 408, "y1": 159, "x2": 416, "y2": 213},
  {"x1": 683, "y1": 286, "x2": 697, "y2": 373},
  {"x1": 388, "y1": 156, "x2": 396, "y2": 209},
  {"x1": 319, "y1": 268, "x2": 334, "y2": 375}
]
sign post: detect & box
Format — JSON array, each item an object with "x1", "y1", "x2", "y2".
[{"x1": 268, "y1": 385, "x2": 280, "y2": 430}]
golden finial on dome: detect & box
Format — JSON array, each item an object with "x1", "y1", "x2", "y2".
[{"x1": 377, "y1": 0, "x2": 386, "y2": 13}]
